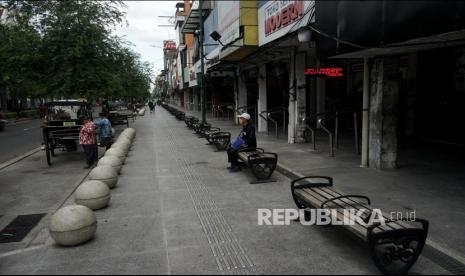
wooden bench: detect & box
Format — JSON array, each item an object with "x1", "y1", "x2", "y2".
[
  {"x1": 175, "y1": 111, "x2": 185, "y2": 121},
  {"x1": 203, "y1": 128, "x2": 231, "y2": 151},
  {"x1": 290, "y1": 176, "x2": 429, "y2": 275},
  {"x1": 237, "y1": 148, "x2": 278, "y2": 184},
  {"x1": 184, "y1": 116, "x2": 198, "y2": 129}
]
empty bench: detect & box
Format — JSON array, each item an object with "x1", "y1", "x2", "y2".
[
  {"x1": 185, "y1": 116, "x2": 199, "y2": 129},
  {"x1": 201, "y1": 127, "x2": 231, "y2": 151},
  {"x1": 237, "y1": 148, "x2": 278, "y2": 184},
  {"x1": 290, "y1": 176, "x2": 429, "y2": 275}
]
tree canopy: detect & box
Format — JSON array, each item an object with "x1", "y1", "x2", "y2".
[{"x1": 0, "y1": 0, "x2": 152, "y2": 101}]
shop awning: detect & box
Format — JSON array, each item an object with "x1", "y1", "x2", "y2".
[
  {"x1": 329, "y1": 29, "x2": 465, "y2": 59},
  {"x1": 181, "y1": 5, "x2": 210, "y2": 34}
]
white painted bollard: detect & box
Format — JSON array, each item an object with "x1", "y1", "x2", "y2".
[
  {"x1": 138, "y1": 108, "x2": 146, "y2": 116},
  {"x1": 49, "y1": 205, "x2": 97, "y2": 246},
  {"x1": 97, "y1": 156, "x2": 123, "y2": 175},
  {"x1": 74, "y1": 180, "x2": 111, "y2": 210},
  {"x1": 89, "y1": 165, "x2": 118, "y2": 189}
]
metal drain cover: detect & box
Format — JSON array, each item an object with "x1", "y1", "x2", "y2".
[{"x1": 0, "y1": 214, "x2": 46, "y2": 243}]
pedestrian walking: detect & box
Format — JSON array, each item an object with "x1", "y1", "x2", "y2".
[
  {"x1": 79, "y1": 115, "x2": 97, "y2": 169},
  {"x1": 148, "y1": 101, "x2": 155, "y2": 113},
  {"x1": 39, "y1": 102, "x2": 46, "y2": 119},
  {"x1": 95, "y1": 112, "x2": 113, "y2": 150},
  {"x1": 227, "y1": 113, "x2": 257, "y2": 172}
]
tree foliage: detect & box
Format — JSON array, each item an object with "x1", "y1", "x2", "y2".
[{"x1": 0, "y1": 0, "x2": 152, "y2": 101}]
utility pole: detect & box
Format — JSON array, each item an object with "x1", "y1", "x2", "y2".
[{"x1": 199, "y1": 0, "x2": 207, "y2": 123}]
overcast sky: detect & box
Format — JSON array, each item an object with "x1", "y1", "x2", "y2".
[{"x1": 113, "y1": 1, "x2": 178, "y2": 77}]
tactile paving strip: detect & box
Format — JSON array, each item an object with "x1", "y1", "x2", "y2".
[{"x1": 162, "y1": 117, "x2": 255, "y2": 274}]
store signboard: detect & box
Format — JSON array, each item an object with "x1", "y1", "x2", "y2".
[
  {"x1": 163, "y1": 40, "x2": 176, "y2": 50},
  {"x1": 305, "y1": 67, "x2": 344, "y2": 77},
  {"x1": 189, "y1": 61, "x2": 201, "y2": 87},
  {"x1": 258, "y1": 0, "x2": 315, "y2": 46}
]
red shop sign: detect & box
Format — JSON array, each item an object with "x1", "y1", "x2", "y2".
[{"x1": 305, "y1": 67, "x2": 343, "y2": 77}]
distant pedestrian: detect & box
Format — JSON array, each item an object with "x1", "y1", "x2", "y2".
[
  {"x1": 148, "y1": 101, "x2": 155, "y2": 113},
  {"x1": 39, "y1": 103, "x2": 46, "y2": 119},
  {"x1": 95, "y1": 112, "x2": 113, "y2": 150},
  {"x1": 15, "y1": 100, "x2": 21, "y2": 119},
  {"x1": 79, "y1": 115, "x2": 97, "y2": 169}
]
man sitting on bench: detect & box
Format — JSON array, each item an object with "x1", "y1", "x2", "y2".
[{"x1": 227, "y1": 113, "x2": 256, "y2": 172}]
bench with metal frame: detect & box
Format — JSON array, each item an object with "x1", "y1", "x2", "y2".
[
  {"x1": 203, "y1": 128, "x2": 231, "y2": 151},
  {"x1": 290, "y1": 176, "x2": 429, "y2": 275},
  {"x1": 184, "y1": 116, "x2": 199, "y2": 129},
  {"x1": 237, "y1": 148, "x2": 278, "y2": 184}
]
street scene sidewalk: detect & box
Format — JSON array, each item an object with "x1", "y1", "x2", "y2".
[{"x1": 0, "y1": 108, "x2": 454, "y2": 275}]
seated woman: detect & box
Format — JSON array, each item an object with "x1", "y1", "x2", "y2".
[{"x1": 227, "y1": 113, "x2": 257, "y2": 172}]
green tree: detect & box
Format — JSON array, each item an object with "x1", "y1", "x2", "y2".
[{"x1": 1, "y1": 0, "x2": 153, "y2": 101}]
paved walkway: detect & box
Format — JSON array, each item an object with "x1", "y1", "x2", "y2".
[
  {"x1": 0, "y1": 107, "x2": 454, "y2": 274},
  {"x1": 168, "y1": 103, "x2": 465, "y2": 273}
]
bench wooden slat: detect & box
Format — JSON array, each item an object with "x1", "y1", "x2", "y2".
[
  {"x1": 319, "y1": 187, "x2": 414, "y2": 231},
  {"x1": 314, "y1": 187, "x2": 395, "y2": 233},
  {"x1": 295, "y1": 189, "x2": 370, "y2": 239}
]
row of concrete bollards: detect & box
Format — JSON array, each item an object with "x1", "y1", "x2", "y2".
[{"x1": 48, "y1": 128, "x2": 136, "y2": 246}]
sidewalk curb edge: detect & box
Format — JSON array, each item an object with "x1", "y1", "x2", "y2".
[{"x1": 0, "y1": 147, "x2": 41, "y2": 171}]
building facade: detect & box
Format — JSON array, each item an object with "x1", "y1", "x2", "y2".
[{"x1": 162, "y1": 0, "x2": 465, "y2": 170}]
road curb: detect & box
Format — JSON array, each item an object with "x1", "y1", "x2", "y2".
[{"x1": 0, "y1": 147, "x2": 41, "y2": 171}]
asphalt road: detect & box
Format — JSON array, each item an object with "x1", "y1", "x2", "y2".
[{"x1": 0, "y1": 119, "x2": 43, "y2": 164}]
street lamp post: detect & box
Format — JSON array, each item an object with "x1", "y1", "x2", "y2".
[{"x1": 199, "y1": 0, "x2": 207, "y2": 124}]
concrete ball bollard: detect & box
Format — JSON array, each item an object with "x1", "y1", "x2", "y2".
[
  {"x1": 116, "y1": 136, "x2": 132, "y2": 147},
  {"x1": 74, "y1": 180, "x2": 111, "y2": 210},
  {"x1": 111, "y1": 142, "x2": 130, "y2": 155},
  {"x1": 122, "y1": 128, "x2": 136, "y2": 140},
  {"x1": 111, "y1": 139, "x2": 130, "y2": 151},
  {"x1": 105, "y1": 147, "x2": 127, "y2": 162},
  {"x1": 49, "y1": 205, "x2": 97, "y2": 246},
  {"x1": 125, "y1": 128, "x2": 136, "y2": 138},
  {"x1": 119, "y1": 132, "x2": 134, "y2": 142},
  {"x1": 138, "y1": 108, "x2": 146, "y2": 116},
  {"x1": 97, "y1": 156, "x2": 123, "y2": 175},
  {"x1": 89, "y1": 165, "x2": 118, "y2": 189}
]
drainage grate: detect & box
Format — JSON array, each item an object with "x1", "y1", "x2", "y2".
[
  {"x1": 423, "y1": 244, "x2": 465, "y2": 275},
  {"x1": 0, "y1": 214, "x2": 46, "y2": 243}
]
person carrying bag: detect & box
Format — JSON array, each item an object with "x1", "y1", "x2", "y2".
[{"x1": 227, "y1": 113, "x2": 256, "y2": 172}]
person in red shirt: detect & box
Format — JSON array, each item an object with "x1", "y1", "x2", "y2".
[
  {"x1": 79, "y1": 115, "x2": 97, "y2": 169},
  {"x1": 39, "y1": 103, "x2": 46, "y2": 119}
]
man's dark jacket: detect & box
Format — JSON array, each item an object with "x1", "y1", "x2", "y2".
[{"x1": 241, "y1": 124, "x2": 257, "y2": 148}]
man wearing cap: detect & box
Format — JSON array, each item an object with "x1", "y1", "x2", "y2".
[{"x1": 227, "y1": 113, "x2": 257, "y2": 172}]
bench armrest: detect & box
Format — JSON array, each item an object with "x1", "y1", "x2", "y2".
[
  {"x1": 290, "y1": 176, "x2": 333, "y2": 209},
  {"x1": 291, "y1": 176, "x2": 333, "y2": 187}
]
